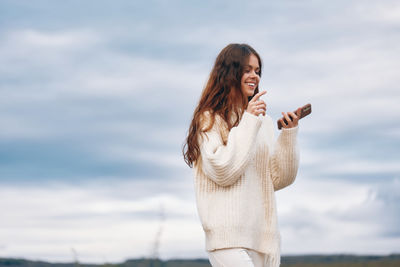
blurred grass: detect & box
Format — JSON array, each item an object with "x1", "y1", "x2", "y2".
[{"x1": 1, "y1": 254, "x2": 400, "y2": 267}]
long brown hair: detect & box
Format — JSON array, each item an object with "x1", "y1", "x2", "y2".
[{"x1": 183, "y1": 43, "x2": 262, "y2": 167}]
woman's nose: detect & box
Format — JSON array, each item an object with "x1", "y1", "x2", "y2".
[{"x1": 250, "y1": 70, "x2": 258, "y2": 77}]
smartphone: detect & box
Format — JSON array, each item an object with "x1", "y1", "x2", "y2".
[{"x1": 277, "y1": 103, "x2": 312, "y2": 130}]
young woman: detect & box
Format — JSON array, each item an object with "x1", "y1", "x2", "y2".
[{"x1": 183, "y1": 43, "x2": 301, "y2": 267}]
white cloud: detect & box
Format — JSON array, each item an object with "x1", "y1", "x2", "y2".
[
  {"x1": 0, "y1": 180, "x2": 203, "y2": 263},
  {"x1": 0, "y1": 29, "x2": 102, "y2": 77},
  {"x1": 354, "y1": 1, "x2": 400, "y2": 25},
  {"x1": 298, "y1": 147, "x2": 400, "y2": 176},
  {"x1": 276, "y1": 177, "x2": 400, "y2": 254},
  {"x1": 1, "y1": 176, "x2": 398, "y2": 263},
  {"x1": 0, "y1": 28, "x2": 205, "y2": 143},
  {"x1": 8, "y1": 29, "x2": 100, "y2": 48}
]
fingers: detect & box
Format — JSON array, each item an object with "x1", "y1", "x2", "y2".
[
  {"x1": 281, "y1": 111, "x2": 299, "y2": 128},
  {"x1": 288, "y1": 111, "x2": 298, "y2": 122},
  {"x1": 256, "y1": 102, "x2": 267, "y2": 110},
  {"x1": 250, "y1": 90, "x2": 267, "y2": 103},
  {"x1": 281, "y1": 112, "x2": 290, "y2": 128},
  {"x1": 247, "y1": 100, "x2": 267, "y2": 116},
  {"x1": 246, "y1": 90, "x2": 267, "y2": 116},
  {"x1": 253, "y1": 103, "x2": 267, "y2": 116}
]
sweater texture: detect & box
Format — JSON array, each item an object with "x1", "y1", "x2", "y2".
[{"x1": 193, "y1": 111, "x2": 299, "y2": 267}]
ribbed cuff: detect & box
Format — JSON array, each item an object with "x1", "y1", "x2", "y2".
[{"x1": 279, "y1": 125, "x2": 298, "y2": 144}]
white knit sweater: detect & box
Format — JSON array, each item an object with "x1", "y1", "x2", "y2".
[{"x1": 193, "y1": 111, "x2": 299, "y2": 267}]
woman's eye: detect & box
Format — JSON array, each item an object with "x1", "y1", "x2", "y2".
[{"x1": 244, "y1": 68, "x2": 260, "y2": 75}]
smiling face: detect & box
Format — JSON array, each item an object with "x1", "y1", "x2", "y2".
[{"x1": 240, "y1": 53, "x2": 261, "y2": 98}]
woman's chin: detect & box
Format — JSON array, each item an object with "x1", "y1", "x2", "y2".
[
  {"x1": 242, "y1": 87, "x2": 255, "y2": 97},
  {"x1": 247, "y1": 90, "x2": 255, "y2": 97}
]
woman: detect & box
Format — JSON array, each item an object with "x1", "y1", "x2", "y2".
[{"x1": 183, "y1": 43, "x2": 300, "y2": 267}]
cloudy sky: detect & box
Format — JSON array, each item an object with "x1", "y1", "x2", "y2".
[{"x1": 1, "y1": 0, "x2": 399, "y2": 264}]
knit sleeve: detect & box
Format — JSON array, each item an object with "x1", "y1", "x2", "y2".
[
  {"x1": 198, "y1": 111, "x2": 262, "y2": 187},
  {"x1": 268, "y1": 123, "x2": 300, "y2": 191}
]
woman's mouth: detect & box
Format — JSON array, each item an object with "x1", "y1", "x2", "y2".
[{"x1": 246, "y1": 82, "x2": 256, "y2": 89}]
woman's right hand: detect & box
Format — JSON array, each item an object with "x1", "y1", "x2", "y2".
[{"x1": 246, "y1": 91, "x2": 267, "y2": 116}]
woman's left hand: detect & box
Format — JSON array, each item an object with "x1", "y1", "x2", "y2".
[{"x1": 280, "y1": 107, "x2": 301, "y2": 129}]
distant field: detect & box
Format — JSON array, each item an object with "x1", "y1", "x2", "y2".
[
  {"x1": 1, "y1": 254, "x2": 400, "y2": 267},
  {"x1": 280, "y1": 254, "x2": 400, "y2": 267}
]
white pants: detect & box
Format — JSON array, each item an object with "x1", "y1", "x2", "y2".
[{"x1": 208, "y1": 248, "x2": 270, "y2": 267}]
